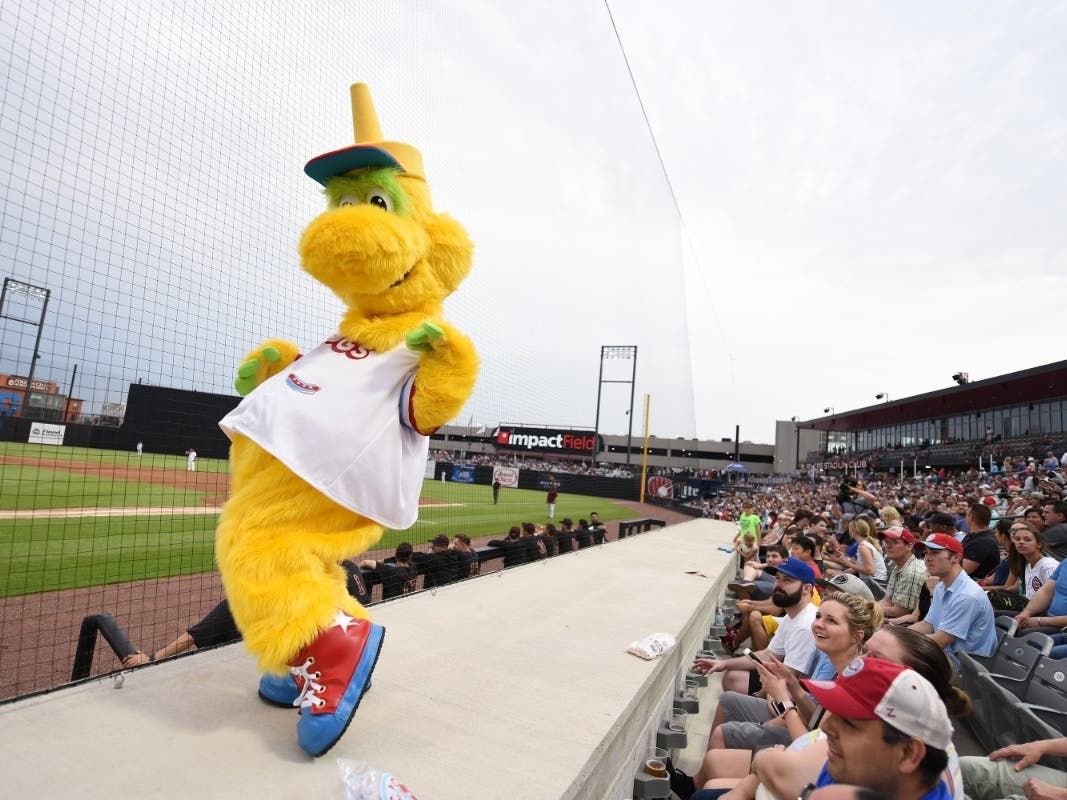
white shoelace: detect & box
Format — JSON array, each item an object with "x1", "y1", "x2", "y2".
[{"x1": 290, "y1": 657, "x2": 326, "y2": 709}]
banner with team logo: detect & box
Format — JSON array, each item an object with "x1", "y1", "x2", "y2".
[
  {"x1": 492, "y1": 466, "x2": 519, "y2": 488},
  {"x1": 647, "y1": 475, "x2": 674, "y2": 499}
]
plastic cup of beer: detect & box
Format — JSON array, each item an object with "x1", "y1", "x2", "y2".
[{"x1": 645, "y1": 747, "x2": 669, "y2": 777}]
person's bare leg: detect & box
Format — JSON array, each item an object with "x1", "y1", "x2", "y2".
[
  {"x1": 722, "y1": 669, "x2": 751, "y2": 694},
  {"x1": 711, "y1": 700, "x2": 729, "y2": 731},
  {"x1": 750, "y1": 614, "x2": 771, "y2": 650},
  {"x1": 693, "y1": 743, "x2": 752, "y2": 786}
]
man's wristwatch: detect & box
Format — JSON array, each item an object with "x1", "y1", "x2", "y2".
[{"x1": 771, "y1": 699, "x2": 797, "y2": 717}]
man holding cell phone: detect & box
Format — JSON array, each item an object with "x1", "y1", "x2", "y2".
[{"x1": 693, "y1": 557, "x2": 818, "y2": 737}]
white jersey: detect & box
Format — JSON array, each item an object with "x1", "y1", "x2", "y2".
[{"x1": 219, "y1": 334, "x2": 428, "y2": 529}]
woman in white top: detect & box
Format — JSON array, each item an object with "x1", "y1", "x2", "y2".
[{"x1": 1011, "y1": 523, "x2": 1058, "y2": 599}]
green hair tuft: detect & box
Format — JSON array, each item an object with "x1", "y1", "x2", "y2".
[{"x1": 322, "y1": 168, "x2": 411, "y2": 215}]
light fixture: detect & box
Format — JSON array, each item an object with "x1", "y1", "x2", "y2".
[
  {"x1": 876, "y1": 393, "x2": 889, "y2": 402},
  {"x1": 951, "y1": 372, "x2": 970, "y2": 385},
  {"x1": 823, "y1": 407, "x2": 834, "y2": 415}
]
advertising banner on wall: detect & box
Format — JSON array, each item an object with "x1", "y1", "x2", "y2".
[
  {"x1": 647, "y1": 475, "x2": 674, "y2": 499},
  {"x1": 28, "y1": 422, "x2": 66, "y2": 446},
  {"x1": 493, "y1": 425, "x2": 601, "y2": 457},
  {"x1": 450, "y1": 465, "x2": 476, "y2": 484},
  {"x1": 492, "y1": 465, "x2": 519, "y2": 488}
]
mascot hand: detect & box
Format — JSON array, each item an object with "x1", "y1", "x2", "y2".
[
  {"x1": 405, "y1": 322, "x2": 445, "y2": 353},
  {"x1": 234, "y1": 339, "x2": 300, "y2": 395}
]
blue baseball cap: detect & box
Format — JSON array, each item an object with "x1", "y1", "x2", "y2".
[{"x1": 763, "y1": 556, "x2": 816, "y2": 585}]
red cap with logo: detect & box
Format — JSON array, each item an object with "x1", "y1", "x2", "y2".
[
  {"x1": 801, "y1": 657, "x2": 954, "y2": 750},
  {"x1": 914, "y1": 532, "x2": 964, "y2": 556},
  {"x1": 881, "y1": 527, "x2": 916, "y2": 545}
]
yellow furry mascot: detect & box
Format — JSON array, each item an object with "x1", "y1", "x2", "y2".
[{"x1": 215, "y1": 83, "x2": 478, "y2": 757}]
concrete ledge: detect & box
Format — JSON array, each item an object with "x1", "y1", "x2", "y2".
[{"x1": 0, "y1": 519, "x2": 736, "y2": 799}]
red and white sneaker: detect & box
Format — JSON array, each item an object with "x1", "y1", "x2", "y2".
[{"x1": 287, "y1": 611, "x2": 385, "y2": 757}]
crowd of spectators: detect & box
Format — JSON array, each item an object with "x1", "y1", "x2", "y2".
[
  {"x1": 687, "y1": 445, "x2": 1067, "y2": 524},
  {"x1": 431, "y1": 449, "x2": 636, "y2": 478},
  {"x1": 667, "y1": 445, "x2": 1067, "y2": 800},
  {"x1": 432, "y1": 448, "x2": 751, "y2": 482}
]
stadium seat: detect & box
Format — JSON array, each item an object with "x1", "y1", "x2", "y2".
[
  {"x1": 958, "y1": 633, "x2": 1053, "y2": 752},
  {"x1": 972, "y1": 669, "x2": 1067, "y2": 766},
  {"x1": 957, "y1": 652, "x2": 992, "y2": 746},
  {"x1": 971, "y1": 615, "x2": 1020, "y2": 669},
  {"x1": 1022, "y1": 655, "x2": 1067, "y2": 736},
  {"x1": 982, "y1": 631, "x2": 1054, "y2": 698}
]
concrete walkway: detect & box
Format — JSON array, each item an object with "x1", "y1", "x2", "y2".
[{"x1": 0, "y1": 519, "x2": 736, "y2": 799}]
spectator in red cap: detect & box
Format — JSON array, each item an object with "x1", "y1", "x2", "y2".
[
  {"x1": 909, "y1": 534, "x2": 997, "y2": 658},
  {"x1": 801, "y1": 657, "x2": 955, "y2": 800},
  {"x1": 880, "y1": 528, "x2": 928, "y2": 625}
]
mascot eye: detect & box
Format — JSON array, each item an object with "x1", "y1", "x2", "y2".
[
  {"x1": 367, "y1": 190, "x2": 394, "y2": 212},
  {"x1": 338, "y1": 195, "x2": 359, "y2": 208}
]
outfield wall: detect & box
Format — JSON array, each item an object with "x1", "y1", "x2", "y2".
[{"x1": 0, "y1": 518, "x2": 736, "y2": 800}]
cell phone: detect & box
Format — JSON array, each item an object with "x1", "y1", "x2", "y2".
[{"x1": 742, "y1": 647, "x2": 762, "y2": 665}]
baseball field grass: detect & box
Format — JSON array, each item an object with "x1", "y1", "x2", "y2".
[
  {"x1": 0, "y1": 442, "x2": 634, "y2": 597},
  {"x1": 0, "y1": 464, "x2": 208, "y2": 509},
  {"x1": 0, "y1": 441, "x2": 230, "y2": 472}
]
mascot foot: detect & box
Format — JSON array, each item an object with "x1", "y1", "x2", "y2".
[
  {"x1": 288, "y1": 613, "x2": 385, "y2": 757},
  {"x1": 258, "y1": 672, "x2": 371, "y2": 708},
  {"x1": 258, "y1": 673, "x2": 300, "y2": 707}
]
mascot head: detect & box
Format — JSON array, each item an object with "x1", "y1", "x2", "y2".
[{"x1": 299, "y1": 83, "x2": 472, "y2": 317}]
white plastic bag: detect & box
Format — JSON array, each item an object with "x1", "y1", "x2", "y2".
[
  {"x1": 338, "y1": 759, "x2": 419, "y2": 800},
  {"x1": 626, "y1": 632, "x2": 677, "y2": 660}
]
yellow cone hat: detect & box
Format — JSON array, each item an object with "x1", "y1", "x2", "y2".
[{"x1": 304, "y1": 83, "x2": 425, "y2": 185}]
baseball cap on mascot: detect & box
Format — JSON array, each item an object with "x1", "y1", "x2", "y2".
[{"x1": 304, "y1": 83, "x2": 426, "y2": 185}]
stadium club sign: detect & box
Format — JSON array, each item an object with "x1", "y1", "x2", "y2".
[{"x1": 494, "y1": 426, "x2": 601, "y2": 456}]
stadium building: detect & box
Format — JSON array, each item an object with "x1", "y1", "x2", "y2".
[{"x1": 776, "y1": 359, "x2": 1067, "y2": 474}]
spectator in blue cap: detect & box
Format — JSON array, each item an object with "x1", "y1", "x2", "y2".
[{"x1": 693, "y1": 555, "x2": 819, "y2": 752}]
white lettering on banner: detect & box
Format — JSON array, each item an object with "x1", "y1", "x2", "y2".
[
  {"x1": 6, "y1": 377, "x2": 50, "y2": 391},
  {"x1": 496, "y1": 429, "x2": 597, "y2": 452},
  {"x1": 28, "y1": 423, "x2": 66, "y2": 446}
]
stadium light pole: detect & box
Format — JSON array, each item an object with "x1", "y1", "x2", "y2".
[
  {"x1": 0, "y1": 278, "x2": 51, "y2": 418},
  {"x1": 592, "y1": 345, "x2": 638, "y2": 465}
]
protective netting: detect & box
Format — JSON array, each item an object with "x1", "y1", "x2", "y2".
[{"x1": 0, "y1": 0, "x2": 695, "y2": 699}]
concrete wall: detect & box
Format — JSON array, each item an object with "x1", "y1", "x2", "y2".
[
  {"x1": 773, "y1": 420, "x2": 824, "y2": 473},
  {"x1": 0, "y1": 519, "x2": 736, "y2": 799}
]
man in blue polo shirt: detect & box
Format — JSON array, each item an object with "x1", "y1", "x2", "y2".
[{"x1": 909, "y1": 533, "x2": 997, "y2": 658}]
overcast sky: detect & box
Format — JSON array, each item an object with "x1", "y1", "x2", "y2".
[
  {"x1": 2, "y1": 2, "x2": 1065, "y2": 445},
  {"x1": 608, "y1": 0, "x2": 1067, "y2": 441}
]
